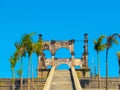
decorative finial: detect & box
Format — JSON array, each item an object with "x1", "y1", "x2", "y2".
[{"x1": 39, "y1": 34, "x2": 42, "y2": 39}]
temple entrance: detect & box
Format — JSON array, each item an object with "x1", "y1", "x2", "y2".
[
  {"x1": 56, "y1": 64, "x2": 70, "y2": 70},
  {"x1": 37, "y1": 33, "x2": 90, "y2": 77}
]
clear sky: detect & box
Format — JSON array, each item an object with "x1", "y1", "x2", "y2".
[{"x1": 0, "y1": 0, "x2": 120, "y2": 78}]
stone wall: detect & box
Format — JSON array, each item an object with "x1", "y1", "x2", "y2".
[
  {"x1": 0, "y1": 78, "x2": 119, "y2": 90},
  {"x1": 79, "y1": 77, "x2": 120, "y2": 89},
  {"x1": 76, "y1": 69, "x2": 90, "y2": 77},
  {"x1": 38, "y1": 69, "x2": 50, "y2": 78},
  {"x1": 0, "y1": 76, "x2": 119, "y2": 90},
  {"x1": 0, "y1": 78, "x2": 46, "y2": 90}
]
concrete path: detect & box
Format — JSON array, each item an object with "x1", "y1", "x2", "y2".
[{"x1": 49, "y1": 70, "x2": 75, "y2": 90}]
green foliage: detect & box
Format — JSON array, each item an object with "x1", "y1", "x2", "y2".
[
  {"x1": 106, "y1": 36, "x2": 119, "y2": 48},
  {"x1": 94, "y1": 35, "x2": 106, "y2": 53},
  {"x1": 17, "y1": 69, "x2": 22, "y2": 77},
  {"x1": 33, "y1": 38, "x2": 43, "y2": 56},
  {"x1": 15, "y1": 41, "x2": 26, "y2": 58},
  {"x1": 9, "y1": 51, "x2": 19, "y2": 71},
  {"x1": 14, "y1": 50, "x2": 20, "y2": 60},
  {"x1": 21, "y1": 33, "x2": 35, "y2": 57},
  {"x1": 116, "y1": 51, "x2": 120, "y2": 59},
  {"x1": 9, "y1": 32, "x2": 36, "y2": 90}
]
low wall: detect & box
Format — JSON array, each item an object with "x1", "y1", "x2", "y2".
[
  {"x1": 79, "y1": 77, "x2": 120, "y2": 89},
  {"x1": 0, "y1": 75, "x2": 119, "y2": 90},
  {"x1": 0, "y1": 78, "x2": 46, "y2": 90},
  {"x1": 38, "y1": 69, "x2": 50, "y2": 78}
]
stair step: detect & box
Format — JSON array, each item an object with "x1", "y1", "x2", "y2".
[{"x1": 49, "y1": 70, "x2": 75, "y2": 90}]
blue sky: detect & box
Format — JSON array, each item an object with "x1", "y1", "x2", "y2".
[{"x1": 0, "y1": 0, "x2": 120, "y2": 78}]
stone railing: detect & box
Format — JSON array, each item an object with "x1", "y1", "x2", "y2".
[
  {"x1": 43, "y1": 66, "x2": 55, "y2": 90},
  {"x1": 71, "y1": 66, "x2": 82, "y2": 90}
]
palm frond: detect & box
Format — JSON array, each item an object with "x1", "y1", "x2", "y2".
[
  {"x1": 21, "y1": 33, "x2": 34, "y2": 57},
  {"x1": 17, "y1": 69, "x2": 22, "y2": 77},
  {"x1": 29, "y1": 32, "x2": 36, "y2": 37},
  {"x1": 15, "y1": 42, "x2": 21, "y2": 49},
  {"x1": 112, "y1": 38, "x2": 118, "y2": 45},
  {"x1": 9, "y1": 55, "x2": 18, "y2": 71},
  {"x1": 93, "y1": 35, "x2": 106, "y2": 52},
  {"x1": 94, "y1": 40, "x2": 97, "y2": 44},
  {"x1": 98, "y1": 35, "x2": 105, "y2": 44},
  {"x1": 116, "y1": 51, "x2": 120, "y2": 59},
  {"x1": 107, "y1": 36, "x2": 119, "y2": 48},
  {"x1": 33, "y1": 40, "x2": 43, "y2": 56}
]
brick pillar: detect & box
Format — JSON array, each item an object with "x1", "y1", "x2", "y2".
[
  {"x1": 37, "y1": 55, "x2": 41, "y2": 77},
  {"x1": 52, "y1": 55, "x2": 55, "y2": 66},
  {"x1": 69, "y1": 39, "x2": 75, "y2": 66},
  {"x1": 71, "y1": 55, "x2": 75, "y2": 66},
  {"x1": 83, "y1": 33, "x2": 88, "y2": 68},
  {"x1": 50, "y1": 40, "x2": 56, "y2": 67}
]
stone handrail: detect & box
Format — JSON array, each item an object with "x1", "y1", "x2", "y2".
[
  {"x1": 43, "y1": 66, "x2": 56, "y2": 90},
  {"x1": 71, "y1": 66, "x2": 82, "y2": 90}
]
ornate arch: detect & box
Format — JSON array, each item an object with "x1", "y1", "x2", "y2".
[
  {"x1": 37, "y1": 34, "x2": 90, "y2": 78},
  {"x1": 55, "y1": 58, "x2": 71, "y2": 67},
  {"x1": 42, "y1": 40, "x2": 75, "y2": 56}
]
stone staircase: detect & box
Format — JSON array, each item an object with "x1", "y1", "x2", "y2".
[{"x1": 49, "y1": 70, "x2": 75, "y2": 90}]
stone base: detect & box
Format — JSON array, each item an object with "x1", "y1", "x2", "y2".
[
  {"x1": 0, "y1": 78, "x2": 46, "y2": 90},
  {"x1": 37, "y1": 69, "x2": 50, "y2": 78},
  {"x1": 79, "y1": 77, "x2": 120, "y2": 89},
  {"x1": 76, "y1": 68, "x2": 90, "y2": 77}
]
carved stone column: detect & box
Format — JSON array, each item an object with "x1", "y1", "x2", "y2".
[
  {"x1": 37, "y1": 34, "x2": 42, "y2": 78},
  {"x1": 70, "y1": 39, "x2": 75, "y2": 66},
  {"x1": 71, "y1": 53, "x2": 75, "y2": 66},
  {"x1": 52, "y1": 55, "x2": 55, "y2": 66},
  {"x1": 37, "y1": 55, "x2": 41, "y2": 77},
  {"x1": 42, "y1": 54, "x2": 46, "y2": 69},
  {"x1": 81, "y1": 33, "x2": 90, "y2": 77},
  {"x1": 83, "y1": 33, "x2": 88, "y2": 68},
  {"x1": 51, "y1": 40, "x2": 56, "y2": 66}
]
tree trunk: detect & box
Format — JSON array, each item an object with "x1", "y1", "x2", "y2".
[
  {"x1": 20, "y1": 58, "x2": 23, "y2": 90},
  {"x1": 20, "y1": 76, "x2": 22, "y2": 90},
  {"x1": 97, "y1": 53, "x2": 101, "y2": 88},
  {"x1": 31, "y1": 60, "x2": 34, "y2": 89},
  {"x1": 12, "y1": 70, "x2": 15, "y2": 90},
  {"x1": 106, "y1": 48, "x2": 109, "y2": 90},
  {"x1": 37, "y1": 56, "x2": 41, "y2": 77},
  {"x1": 118, "y1": 59, "x2": 120, "y2": 75},
  {"x1": 27, "y1": 56, "x2": 31, "y2": 90}
]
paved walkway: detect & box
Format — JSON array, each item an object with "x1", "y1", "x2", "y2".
[{"x1": 49, "y1": 70, "x2": 75, "y2": 90}]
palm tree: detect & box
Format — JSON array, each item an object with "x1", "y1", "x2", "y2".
[
  {"x1": 105, "y1": 35, "x2": 119, "y2": 90},
  {"x1": 94, "y1": 35, "x2": 106, "y2": 88},
  {"x1": 33, "y1": 34, "x2": 43, "y2": 78},
  {"x1": 17, "y1": 69, "x2": 22, "y2": 89},
  {"x1": 116, "y1": 51, "x2": 120, "y2": 77},
  {"x1": 9, "y1": 51, "x2": 19, "y2": 90},
  {"x1": 15, "y1": 41, "x2": 26, "y2": 90},
  {"x1": 21, "y1": 33, "x2": 35, "y2": 90}
]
